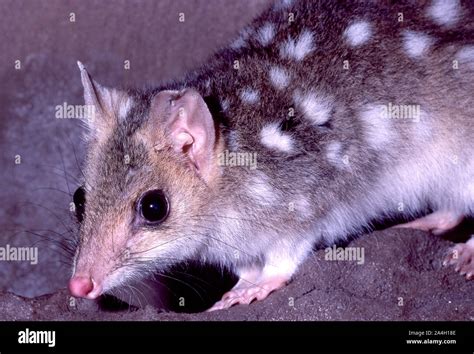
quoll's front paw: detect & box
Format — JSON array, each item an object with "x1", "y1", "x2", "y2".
[
  {"x1": 443, "y1": 236, "x2": 474, "y2": 280},
  {"x1": 207, "y1": 277, "x2": 287, "y2": 312}
]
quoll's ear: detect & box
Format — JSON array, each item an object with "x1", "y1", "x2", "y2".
[
  {"x1": 149, "y1": 89, "x2": 217, "y2": 180},
  {"x1": 77, "y1": 61, "x2": 131, "y2": 140}
]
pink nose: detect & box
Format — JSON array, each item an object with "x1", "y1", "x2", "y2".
[{"x1": 68, "y1": 276, "x2": 94, "y2": 298}]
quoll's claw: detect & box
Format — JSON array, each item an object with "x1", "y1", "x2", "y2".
[
  {"x1": 443, "y1": 237, "x2": 474, "y2": 280},
  {"x1": 207, "y1": 277, "x2": 287, "y2": 312}
]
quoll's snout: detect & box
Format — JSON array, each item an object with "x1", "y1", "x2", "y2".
[{"x1": 68, "y1": 275, "x2": 102, "y2": 299}]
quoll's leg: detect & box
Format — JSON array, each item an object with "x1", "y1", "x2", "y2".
[
  {"x1": 393, "y1": 210, "x2": 464, "y2": 235},
  {"x1": 444, "y1": 236, "x2": 474, "y2": 280},
  {"x1": 207, "y1": 266, "x2": 289, "y2": 311},
  {"x1": 208, "y1": 242, "x2": 310, "y2": 311}
]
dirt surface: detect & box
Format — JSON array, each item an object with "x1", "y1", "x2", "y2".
[{"x1": 1, "y1": 229, "x2": 472, "y2": 321}]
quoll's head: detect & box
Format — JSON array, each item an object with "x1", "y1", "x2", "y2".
[{"x1": 68, "y1": 62, "x2": 223, "y2": 299}]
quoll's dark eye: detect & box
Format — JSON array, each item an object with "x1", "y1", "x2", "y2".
[
  {"x1": 73, "y1": 186, "x2": 86, "y2": 222},
  {"x1": 139, "y1": 190, "x2": 170, "y2": 224}
]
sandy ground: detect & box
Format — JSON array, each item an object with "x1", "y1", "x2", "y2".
[{"x1": 1, "y1": 229, "x2": 473, "y2": 321}]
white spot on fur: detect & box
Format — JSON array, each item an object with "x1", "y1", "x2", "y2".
[
  {"x1": 344, "y1": 21, "x2": 372, "y2": 47},
  {"x1": 240, "y1": 88, "x2": 260, "y2": 104},
  {"x1": 456, "y1": 45, "x2": 474, "y2": 69},
  {"x1": 359, "y1": 104, "x2": 392, "y2": 149},
  {"x1": 326, "y1": 141, "x2": 346, "y2": 169},
  {"x1": 280, "y1": 30, "x2": 314, "y2": 61},
  {"x1": 227, "y1": 130, "x2": 240, "y2": 150},
  {"x1": 231, "y1": 28, "x2": 252, "y2": 50},
  {"x1": 402, "y1": 30, "x2": 434, "y2": 59},
  {"x1": 220, "y1": 98, "x2": 230, "y2": 111},
  {"x1": 269, "y1": 66, "x2": 290, "y2": 90},
  {"x1": 293, "y1": 91, "x2": 332, "y2": 125},
  {"x1": 118, "y1": 97, "x2": 133, "y2": 121},
  {"x1": 248, "y1": 172, "x2": 276, "y2": 205},
  {"x1": 256, "y1": 23, "x2": 276, "y2": 46},
  {"x1": 260, "y1": 123, "x2": 293, "y2": 153},
  {"x1": 294, "y1": 196, "x2": 313, "y2": 218},
  {"x1": 231, "y1": 37, "x2": 246, "y2": 50},
  {"x1": 427, "y1": 0, "x2": 461, "y2": 27},
  {"x1": 273, "y1": 0, "x2": 294, "y2": 10}
]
